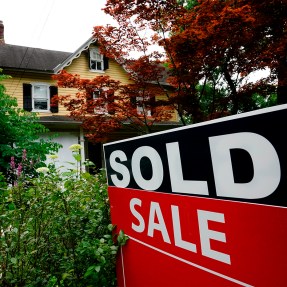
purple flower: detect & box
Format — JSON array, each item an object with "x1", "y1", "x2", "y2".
[
  {"x1": 17, "y1": 163, "x2": 22, "y2": 177},
  {"x1": 10, "y1": 157, "x2": 15, "y2": 169}
]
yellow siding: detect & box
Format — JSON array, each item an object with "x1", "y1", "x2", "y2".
[
  {"x1": 63, "y1": 52, "x2": 178, "y2": 121},
  {"x1": 1, "y1": 71, "x2": 60, "y2": 111},
  {"x1": 156, "y1": 94, "x2": 178, "y2": 121},
  {"x1": 65, "y1": 52, "x2": 133, "y2": 85},
  {"x1": 1, "y1": 51, "x2": 178, "y2": 121}
]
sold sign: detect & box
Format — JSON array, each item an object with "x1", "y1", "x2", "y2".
[{"x1": 104, "y1": 105, "x2": 287, "y2": 287}]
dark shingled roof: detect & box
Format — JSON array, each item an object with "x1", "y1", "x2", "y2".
[{"x1": 0, "y1": 44, "x2": 71, "y2": 73}]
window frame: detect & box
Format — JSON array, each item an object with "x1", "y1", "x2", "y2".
[
  {"x1": 89, "y1": 47, "x2": 104, "y2": 72},
  {"x1": 136, "y1": 96, "x2": 152, "y2": 117},
  {"x1": 31, "y1": 83, "x2": 50, "y2": 112},
  {"x1": 92, "y1": 88, "x2": 115, "y2": 115}
]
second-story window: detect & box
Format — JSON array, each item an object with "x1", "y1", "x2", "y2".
[
  {"x1": 136, "y1": 96, "x2": 152, "y2": 117},
  {"x1": 32, "y1": 84, "x2": 49, "y2": 111},
  {"x1": 23, "y1": 83, "x2": 58, "y2": 113},
  {"x1": 90, "y1": 48, "x2": 104, "y2": 71},
  {"x1": 89, "y1": 47, "x2": 109, "y2": 72},
  {"x1": 92, "y1": 89, "x2": 114, "y2": 115}
]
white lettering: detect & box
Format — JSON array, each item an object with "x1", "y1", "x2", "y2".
[
  {"x1": 130, "y1": 198, "x2": 145, "y2": 233},
  {"x1": 132, "y1": 146, "x2": 164, "y2": 190},
  {"x1": 166, "y1": 142, "x2": 209, "y2": 195},
  {"x1": 148, "y1": 202, "x2": 171, "y2": 243},
  {"x1": 171, "y1": 205, "x2": 197, "y2": 252},
  {"x1": 198, "y1": 210, "x2": 231, "y2": 264},
  {"x1": 110, "y1": 150, "x2": 130, "y2": 187},
  {"x1": 129, "y1": 199, "x2": 231, "y2": 264},
  {"x1": 209, "y1": 132, "x2": 281, "y2": 199}
]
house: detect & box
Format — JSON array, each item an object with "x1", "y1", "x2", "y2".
[{"x1": 0, "y1": 21, "x2": 180, "y2": 170}]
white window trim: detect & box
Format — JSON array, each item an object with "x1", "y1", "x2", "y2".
[
  {"x1": 31, "y1": 83, "x2": 50, "y2": 113},
  {"x1": 89, "y1": 47, "x2": 104, "y2": 72}
]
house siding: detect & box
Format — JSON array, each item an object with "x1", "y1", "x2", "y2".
[
  {"x1": 1, "y1": 52, "x2": 132, "y2": 114},
  {"x1": 1, "y1": 51, "x2": 178, "y2": 121},
  {"x1": 1, "y1": 71, "x2": 61, "y2": 112},
  {"x1": 65, "y1": 52, "x2": 132, "y2": 84}
]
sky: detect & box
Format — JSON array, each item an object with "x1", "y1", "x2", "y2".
[{"x1": 0, "y1": 0, "x2": 115, "y2": 52}]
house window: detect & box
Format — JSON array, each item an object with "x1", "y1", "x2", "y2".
[
  {"x1": 23, "y1": 83, "x2": 58, "y2": 113},
  {"x1": 93, "y1": 89, "x2": 101, "y2": 100},
  {"x1": 89, "y1": 47, "x2": 109, "y2": 71},
  {"x1": 90, "y1": 48, "x2": 104, "y2": 71},
  {"x1": 136, "y1": 96, "x2": 152, "y2": 117},
  {"x1": 92, "y1": 89, "x2": 107, "y2": 114},
  {"x1": 32, "y1": 84, "x2": 49, "y2": 111},
  {"x1": 92, "y1": 89, "x2": 114, "y2": 114}
]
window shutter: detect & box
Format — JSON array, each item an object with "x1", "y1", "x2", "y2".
[
  {"x1": 107, "y1": 91, "x2": 115, "y2": 115},
  {"x1": 130, "y1": 96, "x2": 137, "y2": 107},
  {"x1": 50, "y1": 86, "x2": 58, "y2": 113},
  {"x1": 103, "y1": 56, "x2": 109, "y2": 70},
  {"x1": 150, "y1": 96, "x2": 156, "y2": 116},
  {"x1": 23, "y1": 83, "x2": 32, "y2": 111},
  {"x1": 88, "y1": 49, "x2": 91, "y2": 69}
]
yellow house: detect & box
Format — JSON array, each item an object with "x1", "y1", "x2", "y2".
[{"x1": 0, "y1": 21, "x2": 180, "y2": 169}]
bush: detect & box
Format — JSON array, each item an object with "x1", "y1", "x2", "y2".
[
  {"x1": 0, "y1": 147, "x2": 126, "y2": 286},
  {"x1": 0, "y1": 70, "x2": 61, "y2": 181}
]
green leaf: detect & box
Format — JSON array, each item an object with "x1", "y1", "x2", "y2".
[
  {"x1": 95, "y1": 265, "x2": 101, "y2": 273},
  {"x1": 62, "y1": 273, "x2": 71, "y2": 280},
  {"x1": 117, "y1": 230, "x2": 129, "y2": 246},
  {"x1": 73, "y1": 153, "x2": 82, "y2": 162},
  {"x1": 84, "y1": 265, "x2": 97, "y2": 278},
  {"x1": 108, "y1": 224, "x2": 115, "y2": 231}
]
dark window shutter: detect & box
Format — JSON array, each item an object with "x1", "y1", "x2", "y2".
[
  {"x1": 130, "y1": 96, "x2": 136, "y2": 107},
  {"x1": 50, "y1": 86, "x2": 58, "y2": 113},
  {"x1": 103, "y1": 56, "x2": 109, "y2": 70},
  {"x1": 150, "y1": 96, "x2": 156, "y2": 116},
  {"x1": 23, "y1": 83, "x2": 32, "y2": 111},
  {"x1": 107, "y1": 91, "x2": 115, "y2": 115},
  {"x1": 88, "y1": 49, "x2": 91, "y2": 69}
]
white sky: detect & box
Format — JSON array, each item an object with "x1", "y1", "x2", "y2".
[{"x1": 0, "y1": 0, "x2": 115, "y2": 52}]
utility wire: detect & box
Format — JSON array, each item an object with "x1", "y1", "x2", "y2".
[{"x1": 11, "y1": 0, "x2": 56, "y2": 97}]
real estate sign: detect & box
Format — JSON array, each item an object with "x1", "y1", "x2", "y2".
[{"x1": 103, "y1": 104, "x2": 287, "y2": 287}]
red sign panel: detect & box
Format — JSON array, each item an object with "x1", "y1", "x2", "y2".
[{"x1": 104, "y1": 105, "x2": 287, "y2": 286}]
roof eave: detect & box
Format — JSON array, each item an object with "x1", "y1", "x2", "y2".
[
  {"x1": 2, "y1": 67, "x2": 55, "y2": 74},
  {"x1": 53, "y1": 36, "x2": 97, "y2": 74}
]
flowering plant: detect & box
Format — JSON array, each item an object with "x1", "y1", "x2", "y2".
[{"x1": 0, "y1": 148, "x2": 126, "y2": 286}]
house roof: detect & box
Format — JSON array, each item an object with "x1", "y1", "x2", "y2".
[
  {"x1": 0, "y1": 37, "x2": 171, "y2": 85},
  {"x1": 0, "y1": 44, "x2": 72, "y2": 73},
  {"x1": 0, "y1": 37, "x2": 98, "y2": 74}
]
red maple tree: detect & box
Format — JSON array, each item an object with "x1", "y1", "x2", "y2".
[
  {"x1": 99, "y1": 0, "x2": 285, "y2": 117},
  {"x1": 53, "y1": 60, "x2": 174, "y2": 142},
  {"x1": 54, "y1": 0, "x2": 286, "y2": 141}
]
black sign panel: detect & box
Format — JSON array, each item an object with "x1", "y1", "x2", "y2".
[{"x1": 104, "y1": 105, "x2": 287, "y2": 207}]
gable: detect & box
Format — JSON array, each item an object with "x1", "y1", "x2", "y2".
[{"x1": 53, "y1": 37, "x2": 97, "y2": 73}]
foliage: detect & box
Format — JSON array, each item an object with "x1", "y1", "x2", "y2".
[
  {"x1": 93, "y1": 0, "x2": 283, "y2": 123},
  {"x1": 53, "y1": 64, "x2": 174, "y2": 142},
  {"x1": 0, "y1": 70, "x2": 61, "y2": 178},
  {"x1": 53, "y1": 1, "x2": 284, "y2": 141},
  {"x1": 0, "y1": 147, "x2": 124, "y2": 286}
]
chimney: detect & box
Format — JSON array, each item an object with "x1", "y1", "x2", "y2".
[{"x1": 0, "y1": 20, "x2": 5, "y2": 44}]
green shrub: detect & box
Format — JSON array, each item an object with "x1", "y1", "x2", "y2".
[
  {"x1": 0, "y1": 70, "x2": 61, "y2": 181},
  {"x1": 0, "y1": 147, "x2": 126, "y2": 286}
]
